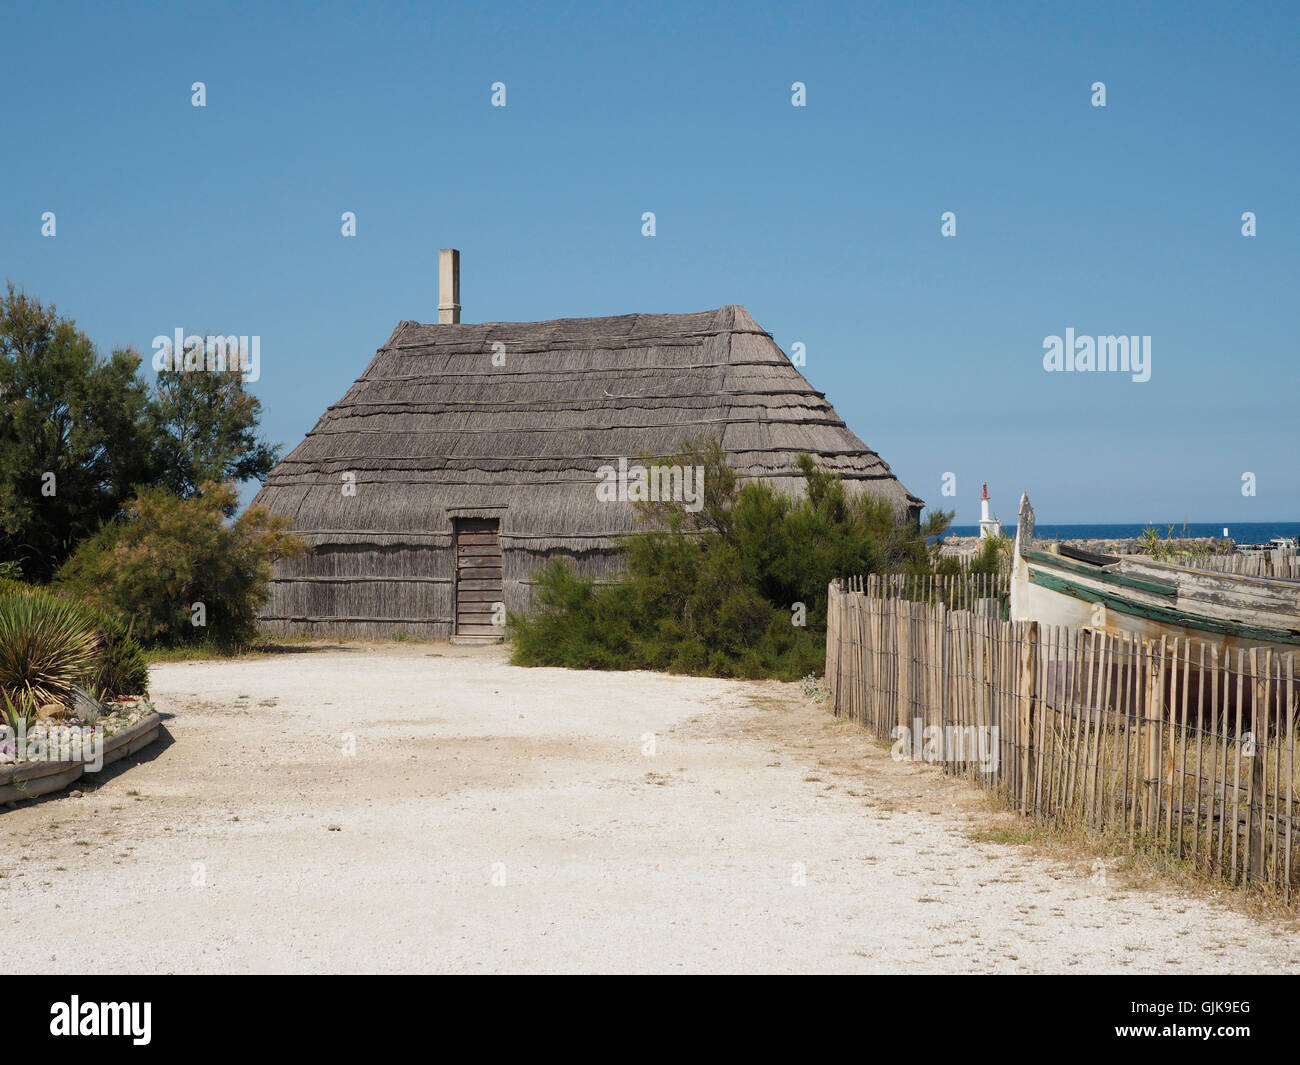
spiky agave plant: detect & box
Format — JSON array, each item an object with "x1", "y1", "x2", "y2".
[
  {"x1": 0, "y1": 592, "x2": 100, "y2": 710},
  {"x1": 1, "y1": 688, "x2": 38, "y2": 732}
]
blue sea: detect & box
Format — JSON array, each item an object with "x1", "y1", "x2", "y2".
[{"x1": 943, "y1": 522, "x2": 1300, "y2": 546}]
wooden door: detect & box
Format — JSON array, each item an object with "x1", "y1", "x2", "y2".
[{"x1": 454, "y1": 517, "x2": 503, "y2": 635}]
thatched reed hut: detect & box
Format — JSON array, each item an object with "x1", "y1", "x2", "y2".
[{"x1": 254, "y1": 252, "x2": 921, "y2": 638}]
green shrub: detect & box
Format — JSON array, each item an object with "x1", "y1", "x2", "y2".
[
  {"x1": 80, "y1": 604, "x2": 149, "y2": 698},
  {"x1": 510, "y1": 440, "x2": 952, "y2": 681},
  {"x1": 55, "y1": 481, "x2": 308, "y2": 651}
]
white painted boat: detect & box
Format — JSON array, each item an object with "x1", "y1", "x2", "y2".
[{"x1": 1011, "y1": 493, "x2": 1300, "y2": 657}]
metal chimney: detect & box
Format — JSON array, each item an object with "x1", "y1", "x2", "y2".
[{"x1": 438, "y1": 248, "x2": 461, "y2": 324}]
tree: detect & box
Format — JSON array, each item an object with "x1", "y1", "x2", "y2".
[
  {"x1": 0, "y1": 287, "x2": 283, "y2": 575},
  {"x1": 0, "y1": 285, "x2": 157, "y2": 579},
  {"x1": 151, "y1": 368, "x2": 280, "y2": 505}
]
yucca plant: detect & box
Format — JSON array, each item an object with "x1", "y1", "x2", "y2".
[
  {"x1": 1, "y1": 688, "x2": 38, "y2": 733},
  {"x1": 0, "y1": 593, "x2": 100, "y2": 710}
]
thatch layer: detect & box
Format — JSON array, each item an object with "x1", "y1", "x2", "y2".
[{"x1": 255, "y1": 305, "x2": 921, "y2": 635}]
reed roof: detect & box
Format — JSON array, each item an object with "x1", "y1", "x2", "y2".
[{"x1": 254, "y1": 305, "x2": 922, "y2": 546}]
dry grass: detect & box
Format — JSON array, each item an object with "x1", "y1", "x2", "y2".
[{"x1": 967, "y1": 776, "x2": 1300, "y2": 928}]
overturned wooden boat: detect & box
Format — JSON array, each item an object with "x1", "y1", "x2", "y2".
[{"x1": 1010, "y1": 493, "x2": 1300, "y2": 657}]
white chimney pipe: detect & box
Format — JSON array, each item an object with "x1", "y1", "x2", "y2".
[{"x1": 438, "y1": 248, "x2": 461, "y2": 324}]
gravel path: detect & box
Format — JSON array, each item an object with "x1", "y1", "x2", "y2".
[{"x1": 2, "y1": 643, "x2": 1295, "y2": 973}]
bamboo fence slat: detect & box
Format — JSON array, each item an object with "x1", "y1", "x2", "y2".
[{"x1": 825, "y1": 575, "x2": 1300, "y2": 898}]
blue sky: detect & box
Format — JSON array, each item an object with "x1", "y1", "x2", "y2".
[{"x1": 3, "y1": 0, "x2": 1296, "y2": 524}]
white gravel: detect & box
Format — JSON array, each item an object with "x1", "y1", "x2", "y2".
[{"x1": 1, "y1": 642, "x2": 1295, "y2": 974}]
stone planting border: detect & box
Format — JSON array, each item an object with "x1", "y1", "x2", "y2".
[{"x1": 0, "y1": 712, "x2": 163, "y2": 804}]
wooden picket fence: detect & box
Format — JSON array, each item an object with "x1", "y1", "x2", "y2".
[
  {"x1": 861, "y1": 571, "x2": 1010, "y2": 612},
  {"x1": 1161, "y1": 548, "x2": 1300, "y2": 580},
  {"x1": 826, "y1": 574, "x2": 1300, "y2": 899}
]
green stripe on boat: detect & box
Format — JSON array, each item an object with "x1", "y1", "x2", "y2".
[
  {"x1": 1026, "y1": 568, "x2": 1300, "y2": 645},
  {"x1": 1022, "y1": 549, "x2": 1178, "y2": 597}
]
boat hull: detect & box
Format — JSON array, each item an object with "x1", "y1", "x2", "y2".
[
  {"x1": 1010, "y1": 494, "x2": 1300, "y2": 659},
  {"x1": 1013, "y1": 560, "x2": 1298, "y2": 657}
]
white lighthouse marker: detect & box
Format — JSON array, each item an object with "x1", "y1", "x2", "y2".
[{"x1": 979, "y1": 482, "x2": 1002, "y2": 539}]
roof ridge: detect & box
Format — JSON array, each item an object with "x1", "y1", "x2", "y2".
[{"x1": 396, "y1": 305, "x2": 761, "y2": 333}]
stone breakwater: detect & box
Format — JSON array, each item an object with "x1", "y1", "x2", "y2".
[{"x1": 939, "y1": 536, "x2": 1231, "y2": 560}]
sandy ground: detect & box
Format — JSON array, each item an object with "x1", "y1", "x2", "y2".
[{"x1": 1, "y1": 642, "x2": 1296, "y2": 974}]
